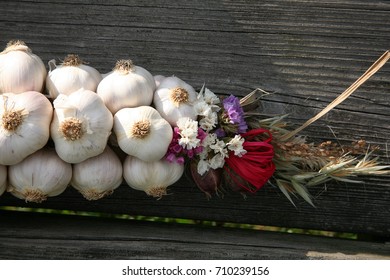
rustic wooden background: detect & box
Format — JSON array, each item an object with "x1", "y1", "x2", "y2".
[{"x1": 0, "y1": 0, "x2": 389, "y2": 253}]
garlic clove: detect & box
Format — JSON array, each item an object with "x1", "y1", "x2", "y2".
[
  {"x1": 0, "y1": 40, "x2": 47, "y2": 94},
  {"x1": 46, "y1": 54, "x2": 102, "y2": 99},
  {"x1": 123, "y1": 155, "x2": 184, "y2": 199},
  {"x1": 154, "y1": 75, "x2": 166, "y2": 88},
  {"x1": 7, "y1": 148, "x2": 72, "y2": 203},
  {"x1": 71, "y1": 146, "x2": 123, "y2": 200},
  {"x1": 114, "y1": 106, "x2": 173, "y2": 162},
  {"x1": 97, "y1": 59, "x2": 156, "y2": 114},
  {"x1": 153, "y1": 76, "x2": 198, "y2": 126},
  {"x1": 0, "y1": 91, "x2": 53, "y2": 165},
  {"x1": 50, "y1": 89, "x2": 113, "y2": 164}
]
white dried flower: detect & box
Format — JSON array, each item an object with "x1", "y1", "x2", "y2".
[
  {"x1": 193, "y1": 100, "x2": 211, "y2": 117},
  {"x1": 197, "y1": 159, "x2": 210, "y2": 176},
  {"x1": 202, "y1": 133, "x2": 218, "y2": 147},
  {"x1": 209, "y1": 153, "x2": 225, "y2": 169},
  {"x1": 203, "y1": 88, "x2": 220, "y2": 106},
  {"x1": 179, "y1": 135, "x2": 200, "y2": 150},
  {"x1": 177, "y1": 117, "x2": 198, "y2": 131},
  {"x1": 210, "y1": 139, "x2": 228, "y2": 158},
  {"x1": 199, "y1": 111, "x2": 218, "y2": 132},
  {"x1": 227, "y1": 135, "x2": 247, "y2": 157},
  {"x1": 177, "y1": 117, "x2": 200, "y2": 149}
]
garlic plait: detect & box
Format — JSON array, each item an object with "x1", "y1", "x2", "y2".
[
  {"x1": 0, "y1": 165, "x2": 6, "y2": 196},
  {"x1": 71, "y1": 146, "x2": 123, "y2": 200},
  {"x1": 0, "y1": 91, "x2": 53, "y2": 165},
  {"x1": 97, "y1": 59, "x2": 155, "y2": 114},
  {"x1": 0, "y1": 40, "x2": 46, "y2": 94},
  {"x1": 46, "y1": 54, "x2": 102, "y2": 99},
  {"x1": 153, "y1": 76, "x2": 198, "y2": 126},
  {"x1": 123, "y1": 156, "x2": 184, "y2": 198},
  {"x1": 50, "y1": 89, "x2": 113, "y2": 163},
  {"x1": 7, "y1": 148, "x2": 72, "y2": 203},
  {"x1": 114, "y1": 106, "x2": 173, "y2": 162}
]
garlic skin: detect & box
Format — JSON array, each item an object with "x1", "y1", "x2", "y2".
[
  {"x1": 0, "y1": 40, "x2": 46, "y2": 94},
  {"x1": 154, "y1": 75, "x2": 166, "y2": 88},
  {"x1": 0, "y1": 91, "x2": 53, "y2": 165},
  {"x1": 71, "y1": 146, "x2": 123, "y2": 200},
  {"x1": 97, "y1": 59, "x2": 156, "y2": 114},
  {"x1": 123, "y1": 156, "x2": 184, "y2": 198},
  {"x1": 7, "y1": 148, "x2": 72, "y2": 203},
  {"x1": 114, "y1": 106, "x2": 173, "y2": 162},
  {"x1": 153, "y1": 76, "x2": 198, "y2": 126},
  {"x1": 46, "y1": 54, "x2": 102, "y2": 99},
  {"x1": 0, "y1": 165, "x2": 6, "y2": 196},
  {"x1": 50, "y1": 89, "x2": 113, "y2": 163}
]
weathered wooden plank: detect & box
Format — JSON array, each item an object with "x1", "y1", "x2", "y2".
[
  {"x1": 1, "y1": 176, "x2": 389, "y2": 237},
  {"x1": 0, "y1": 0, "x2": 389, "y2": 236},
  {"x1": 0, "y1": 210, "x2": 388, "y2": 260}
]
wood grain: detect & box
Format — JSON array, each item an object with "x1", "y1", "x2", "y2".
[
  {"x1": 0, "y1": 210, "x2": 388, "y2": 259},
  {"x1": 0, "y1": 0, "x2": 389, "y2": 238}
]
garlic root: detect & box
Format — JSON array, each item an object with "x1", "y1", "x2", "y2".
[
  {"x1": 59, "y1": 117, "x2": 84, "y2": 141},
  {"x1": 145, "y1": 187, "x2": 168, "y2": 199},
  {"x1": 78, "y1": 189, "x2": 114, "y2": 201},
  {"x1": 2, "y1": 109, "x2": 25, "y2": 131},
  {"x1": 23, "y1": 189, "x2": 48, "y2": 203}
]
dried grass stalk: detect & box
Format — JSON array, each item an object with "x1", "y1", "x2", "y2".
[{"x1": 242, "y1": 50, "x2": 390, "y2": 205}]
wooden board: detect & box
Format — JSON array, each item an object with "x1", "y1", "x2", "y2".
[
  {"x1": 0, "y1": 210, "x2": 388, "y2": 260},
  {"x1": 0, "y1": 0, "x2": 389, "y2": 237}
]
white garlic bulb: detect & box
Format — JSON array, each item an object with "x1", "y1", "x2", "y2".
[
  {"x1": 0, "y1": 91, "x2": 53, "y2": 165},
  {"x1": 46, "y1": 54, "x2": 102, "y2": 99},
  {"x1": 71, "y1": 146, "x2": 123, "y2": 200},
  {"x1": 153, "y1": 76, "x2": 198, "y2": 126},
  {"x1": 154, "y1": 75, "x2": 166, "y2": 88},
  {"x1": 50, "y1": 89, "x2": 113, "y2": 163},
  {"x1": 0, "y1": 40, "x2": 46, "y2": 94},
  {"x1": 0, "y1": 165, "x2": 6, "y2": 196},
  {"x1": 114, "y1": 106, "x2": 173, "y2": 162},
  {"x1": 97, "y1": 59, "x2": 155, "y2": 114},
  {"x1": 7, "y1": 148, "x2": 72, "y2": 203},
  {"x1": 123, "y1": 155, "x2": 184, "y2": 198}
]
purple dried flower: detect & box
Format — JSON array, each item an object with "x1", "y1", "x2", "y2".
[
  {"x1": 215, "y1": 128, "x2": 226, "y2": 138},
  {"x1": 172, "y1": 144, "x2": 183, "y2": 153},
  {"x1": 176, "y1": 157, "x2": 185, "y2": 165},
  {"x1": 222, "y1": 95, "x2": 248, "y2": 133},
  {"x1": 187, "y1": 149, "x2": 194, "y2": 159},
  {"x1": 165, "y1": 153, "x2": 176, "y2": 163},
  {"x1": 194, "y1": 146, "x2": 204, "y2": 154},
  {"x1": 197, "y1": 128, "x2": 207, "y2": 142}
]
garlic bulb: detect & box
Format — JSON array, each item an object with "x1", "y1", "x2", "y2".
[
  {"x1": 51, "y1": 89, "x2": 113, "y2": 163},
  {"x1": 97, "y1": 59, "x2": 155, "y2": 114},
  {"x1": 71, "y1": 146, "x2": 123, "y2": 200},
  {"x1": 154, "y1": 75, "x2": 166, "y2": 88},
  {"x1": 153, "y1": 76, "x2": 198, "y2": 126},
  {"x1": 114, "y1": 106, "x2": 173, "y2": 161},
  {"x1": 0, "y1": 91, "x2": 53, "y2": 165},
  {"x1": 0, "y1": 40, "x2": 46, "y2": 94},
  {"x1": 7, "y1": 148, "x2": 72, "y2": 203},
  {"x1": 46, "y1": 54, "x2": 102, "y2": 99},
  {"x1": 114, "y1": 106, "x2": 173, "y2": 162},
  {"x1": 0, "y1": 165, "x2": 6, "y2": 196},
  {"x1": 123, "y1": 155, "x2": 184, "y2": 198}
]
